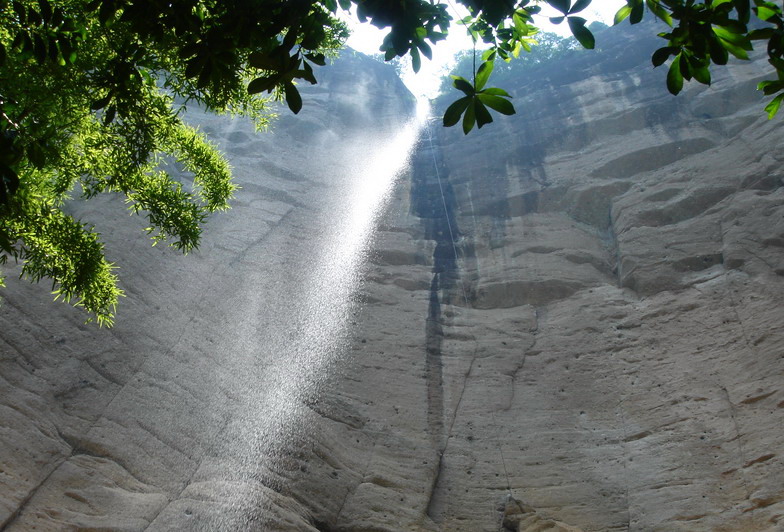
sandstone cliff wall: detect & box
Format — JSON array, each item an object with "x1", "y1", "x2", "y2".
[
  {"x1": 1, "y1": 23, "x2": 784, "y2": 532},
  {"x1": 320, "y1": 24, "x2": 784, "y2": 531}
]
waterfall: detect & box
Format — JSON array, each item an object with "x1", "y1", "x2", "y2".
[{"x1": 150, "y1": 100, "x2": 430, "y2": 530}]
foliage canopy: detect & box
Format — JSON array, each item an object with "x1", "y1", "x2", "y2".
[{"x1": 2, "y1": 0, "x2": 784, "y2": 324}]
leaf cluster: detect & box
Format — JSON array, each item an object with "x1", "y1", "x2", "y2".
[
  {"x1": 431, "y1": 0, "x2": 784, "y2": 132},
  {"x1": 0, "y1": 0, "x2": 300, "y2": 324},
  {"x1": 427, "y1": 0, "x2": 604, "y2": 133},
  {"x1": 613, "y1": 0, "x2": 784, "y2": 117},
  {"x1": 443, "y1": 61, "x2": 515, "y2": 134},
  {"x1": 437, "y1": 31, "x2": 582, "y2": 96}
]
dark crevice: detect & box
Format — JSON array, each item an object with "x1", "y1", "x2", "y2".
[
  {"x1": 412, "y1": 126, "x2": 480, "y2": 524},
  {"x1": 412, "y1": 129, "x2": 466, "y2": 455},
  {"x1": 426, "y1": 273, "x2": 445, "y2": 446}
]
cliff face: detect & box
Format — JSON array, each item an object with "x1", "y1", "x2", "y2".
[
  {"x1": 337, "y1": 23, "x2": 784, "y2": 531},
  {"x1": 1, "y1": 24, "x2": 784, "y2": 532}
]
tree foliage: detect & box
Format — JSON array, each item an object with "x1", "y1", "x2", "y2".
[
  {"x1": 2, "y1": 0, "x2": 784, "y2": 324},
  {"x1": 438, "y1": 30, "x2": 585, "y2": 96},
  {"x1": 0, "y1": 0, "x2": 346, "y2": 324}
]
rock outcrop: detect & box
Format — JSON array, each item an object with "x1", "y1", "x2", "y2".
[{"x1": 2, "y1": 22, "x2": 784, "y2": 532}]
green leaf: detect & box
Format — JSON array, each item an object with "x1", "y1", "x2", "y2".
[
  {"x1": 27, "y1": 141, "x2": 46, "y2": 169},
  {"x1": 614, "y1": 5, "x2": 632, "y2": 25},
  {"x1": 443, "y1": 96, "x2": 471, "y2": 127},
  {"x1": 462, "y1": 100, "x2": 476, "y2": 134},
  {"x1": 12, "y1": 0, "x2": 26, "y2": 24},
  {"x1": 247, "y1": 76, "x2": 277, "y2": 94},
  {"x1": 630, "y1": 0, "x2": 644, "y2": 24},
  {"x1": 667, "y1": 54, "x2": 684, "y2": 94},
  {"x1": 713, "y1": 27, "x2": 752, "y2": 50},
  {"x1": 297, "y1": 62, "x2": 317, "y2": 84},
  {"x1": 749, "y1": 28, "x2": 774, "y2": 41},
  {"x1": 284, "y1": 82, "x2": 302, "y2": 114},
  {"x1": 708, "y1": 35, "x2": 729, "y2": 65},
  {"x1": 764, "y1": 93, "x2": 784, "y2": 118},
  {"x1": 33, "y1": 33, "x2": 47, "y2": 63},
  {"x1": 0, "y1": 163, "x2": 19, "y2": 205},
  {"x1": 688, "y1": 57, "x2": 711, "y2": 85},
  {"x1": 758, "y1": 80, "x2": 784, "y2": 95},
  {"x1": 197, "y1": 62, "x2": 212, "y2": 89},
  {"x1": 482, "y1": 87, "x2": 512, "y2": 97},
  {"x1": 429, "y1": 31, "x2": 447, "y2": 43},
  {"x1": 185, "y1": 56, "x2": 204, "y2": 78},
  {"x1": 718, "y1": 38, "x2": 750, "y2": 60},
  {"x1": 411, "y1": 46, "x2": 421, "y2": 73},
  {"x1": 548, "y1": 0, "x2": 571, "y2": 15},
  {"x1": 512, "y1": 13, "x2": 528, "y2": 33},
  {"x1": 304, "y1": 52, "x2": 326, "y2": 66},
  {"x1": 98, "y1": 0, "x2": 115, "y2": 24},
  {"x1": 282, "y1": 28, "x2": 298, "y2": 51},
  {"x1": 90, "y1": 94, "x2": 112, "y2": 110},
  {"x1": 755, "y1": 5, "x2": 778, "y2": 21},
  {"x1": 734, "y1": 0, "x2": 751, "y2": 23},
  {"x1": 474, "y1": 99, "x2": 493, "y2": 128},
  {"x1": 103, "y1": 105, "x2": 116, "y2": 125},
  {"x1": 549, "y1": 16, "x2": 565, "y2": 25},
  {"x1": 452, "y1": 76, "x2": 475, "y2": 95},
  {"x1": 568, "y1": 17, "x2": 595, "y2": 49},
  {"x1": 418, "y1": 40, "x2": 432, "y2": 61},
  {"x1": 652, "y1": 46, "x2": 675, "y2": 67},
  {"x1": 477, "y1": 93, "x2": 516, "y2": 115},
  {"x1": 475, "y1": 60, "x2": 494, "y2": 91},
  {"x1": 570, "y1": 0, "x2": 592, "y2": 14},
  {"x1": 645, "y1": 0, "x2": 672, "y2": 26},
  {"x1": 679, "y1": 51, "x2": 691, "y2": 79},
  {"x1": 38, "y1": 0, "x2": 51, "y2": 22}
]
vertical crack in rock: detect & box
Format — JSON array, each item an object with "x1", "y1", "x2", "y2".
[
  {"x1": 720, "y1": 386, "x2": 752, "y2": 500},
  {"x1": 614, "y1": 398, "x2": 633, "y2": 530},
  {"x1": 411, "y1": 128, "x2": 476, "y2": 522},
  {"x1": 716, "y1": 221, "x2": 756, "y2": 503},
  {"x1": 426, "y1": 347, "x2": 479, "y2": 524},
  {"x1": 607, "y1": 203, "x2": 623, "y2": 288},
  {"x1": 411, "y1": 129, "x2": 462, "y2": 450},
  {"x1": 0, "y1": 458, "x2": 67, "y2": 531},
  {"x1": 503, "y1": 310, "x2": 540, "y2": 413},
  {"x1": 426, "y1": 273, "x2": 445, "y2": 447}
]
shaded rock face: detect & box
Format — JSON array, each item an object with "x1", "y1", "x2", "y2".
[{"x1": 2, "y1": 25, "x2": 784, "y2": 532}]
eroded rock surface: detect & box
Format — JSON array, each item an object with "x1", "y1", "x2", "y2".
[{"x1": 2, "y1": 23, "x2": 784, "y2": 532}]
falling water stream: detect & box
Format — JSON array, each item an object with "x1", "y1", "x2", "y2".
[{"x1": 157, "y1": 100, "x2": 430, "y2": 529}]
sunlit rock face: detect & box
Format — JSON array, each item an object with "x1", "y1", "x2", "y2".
[
  {"x1": 2, "y1": 22, "x2": 784, "y2": 532},
  {"x1": 321, "y1": 22, "x2": 784, "y2": 532}
]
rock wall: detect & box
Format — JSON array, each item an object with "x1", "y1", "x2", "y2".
[
  {"x1": 317, "y1": 23, "x2": 784, "y2": 531},
  {"x1": 2, "y1": 22, "x2": 784, "y2": 532}
]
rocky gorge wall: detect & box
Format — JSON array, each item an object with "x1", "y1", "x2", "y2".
[
  {"x1": 329, "y1": 22, "x2": 784, "y2": 531},
  {"x1": 2, "y1": 21, "x2": 784, "y2": 532}
]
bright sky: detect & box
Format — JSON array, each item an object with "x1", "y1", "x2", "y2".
[{"x1": 342, "y1": 1, "x2": 624, "y2": 97}]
